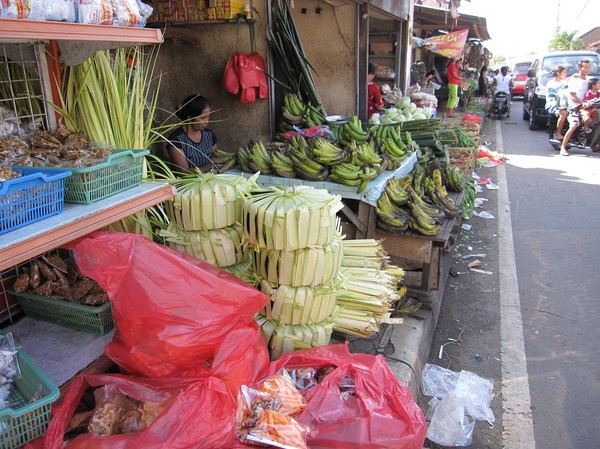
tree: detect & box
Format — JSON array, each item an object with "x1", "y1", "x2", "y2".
[
  {"x1": 491, "y1": 55, "x2": 507, "y2": 69},
  {"x1": 548, "y1": 31, "x2": 584, "y2": 51}
]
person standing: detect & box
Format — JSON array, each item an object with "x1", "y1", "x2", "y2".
[
  {"x1": 368, "y1": 62, "x2": 384, "y2": 118},
  {"x1": 478, "y1": 65, "x2": 488, "y2": 97},
  {"x1": 560, "y1": 59, "x2": 591, "y2": 156},
  {"x1": 168, "y1": 95, "x2": 218, "y2": 173},
  {"x1": 545, "y1": 65, "x2": 568, "y2": 140},
  {"x1": 445, "y1": 58, "x2": 461, "y2": 117}
]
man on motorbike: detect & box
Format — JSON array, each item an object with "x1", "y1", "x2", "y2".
[
  {"x1": 487, "y1": 66, "x2": 513, "y2": 117},
  {"x1": 560, "y1": 59, "x2": 592, "y2": 156}
]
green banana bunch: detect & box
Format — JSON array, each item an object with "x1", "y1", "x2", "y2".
[
  {"x1": 211, "y1": 148, "x2": 237, "y2": 165},
  {"x1": 424, "y1": 177, "x2": 459, "y2": 217},
  {"x1": 444, "y1": 165, "x2": 465, "y2": 192},
  {"x1": 380, "y1": 137, "x2": 407, "y2": 159},
  {"x1": 385, "y1": 177, "x2": 409, "y2": 206},
  {"x1": 290, "y1": 135, "x2": 310, "y2": 153},
  {"x1": 340, "y1": 116, "x2": 369, "y2": 144},
  {"x1": 284, "y1": 93, "x2": 306, "y2": 116},
  {"x1": 248, "y1": 141, "x2": 272, "y2": 174},
  {"x1": 380, "y1": 154, "x2": 402, "y2": 171},
  {"x1": 330, "y1": 162, "x2": 363, "y2": 186},
  {"x1": 311, "y1": 137, "x2": 350, "y2": 165},
  {"x1": 270, "y1": 150, "x2": 297, "y2": 178},
  {"x1": 407, "y1": 186, "x2": 442, "y2": 216},
  {"x1": 356, "y1": 142, "x2": 382, "y2": 165},
  {"x1": 288, "y1": 146, "x2": 326, "y2": 177},
  {"x1": 237, "y1": 146, "x2": 255, "y2": 173},
  {"x1": 461, "y1": 179, "x2": 476, "y2": 219},
  {"x1": 356, "y1": 166, "x2": 379, "y2": 193},
  {"x1": 408, "y1": 216, "x2": 440, "y2": 236},
  {"x1": 305, "y1": 103, "x2": 326, "y2": 126},
  {"x1": 375, "y1": 191, "x2": 410, "y2": 232}
]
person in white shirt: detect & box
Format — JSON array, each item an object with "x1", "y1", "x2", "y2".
[
  {"x1": 545, "y1": 65, "x2": 568, "y2": 139},
  {"x1": 560, "y1": 59, "x2": 592, "y2": 156},
  {"x1": 487, "y1": 66, "x2": 513, "y2": 116}
]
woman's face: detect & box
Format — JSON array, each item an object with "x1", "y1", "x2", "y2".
[
  {"x1": 558, "y1": 69, "x2": 567, "y2": 80},
  {"x1": 190, "y1": 106, "x2": 211, "y2": 131}
]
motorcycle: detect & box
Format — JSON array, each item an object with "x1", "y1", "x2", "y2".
[
  {"x1": 548, "y1": 96, "x2": 600, "y2": 153},
  {"x1": 491, "y1": 91, "x2": 510, "y2": 119}
]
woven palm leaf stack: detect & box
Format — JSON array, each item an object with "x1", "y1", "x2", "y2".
[
  {"x1": 245, "y1": 185, "x2": 344, "y2": 360},
  {"x1": 159, "y1": 173, "x2": 256, "y2": 280}
]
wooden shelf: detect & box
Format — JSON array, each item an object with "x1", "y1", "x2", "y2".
[
  {"x1": 0, "y1": 182, "x2": 175, "y2": 272},
  {"x1": 0, "y1": 19, "x2": 164, "y2": 44}
]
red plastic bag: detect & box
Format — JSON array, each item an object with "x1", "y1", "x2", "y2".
[
  {"x1": 25, "y1": 373, "x2": 248, "y2": 449},
  {"x1": 71, "y1": 232, "x2": 270, "y2": 385},
  {"x1": 462, "y1": 113, "x2": 482, "y2": 124},
  {"x1": 221, "y1": 53, "x2": 240, "y2": 95},
  {"x1": 269, "y1": 344, "x2": 427, "y2": 449}
]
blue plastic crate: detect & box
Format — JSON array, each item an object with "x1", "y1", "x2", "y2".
[{"x1": 0, "y1": 168, "x2": 71, "y2": 236}]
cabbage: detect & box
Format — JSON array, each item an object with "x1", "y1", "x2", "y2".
[
  {"x1": 369, "y1": 113, "x2": 381, "y2": 124},
  {"x1": 413, "y1": 113, "x2": 427, "y2": 120},
  {"x1": 395, "y1": 96, "x2": 411, "y2": 109},
  {"x1": 423, "y1": 107, "x2": 433, "y2": 119},
  {"x1": 414, "y1": 107, "x2": 424, "y2": 116},
  {"x1": 407, "y1": 102, "x2": 417, "y2": 113}
]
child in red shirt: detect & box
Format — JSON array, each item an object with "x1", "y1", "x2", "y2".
[
  {"x1": 582, "y1": 78, "x2": 600, "y2": 130},
  {"x1": 368, "y1": 62, "x2": 384, "y2": 118}
]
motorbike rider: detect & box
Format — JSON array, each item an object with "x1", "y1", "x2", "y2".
[
  {"x1": 545, "y1": 65, "x2": 568, "y2": 139},
  {"x1": 560, "y1": 59, "x2": 591, "y2": 156},
  {"x1": 486, "y1": 66, "x2": 513, "y2": 117}
]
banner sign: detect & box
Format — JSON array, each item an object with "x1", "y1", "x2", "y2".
[{"x1": 422, "y1": 29, "x2": 469, "y2": 59}]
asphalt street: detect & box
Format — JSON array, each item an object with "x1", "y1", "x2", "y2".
[{"x1": 421, "y1": 103, "x2": 600, "y2": 448}]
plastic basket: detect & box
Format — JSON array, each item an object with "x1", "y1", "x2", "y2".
[
  {"x1": 9, "y1": 290, "x2": 114, "y2": 335},
  {"x1": 41, "y1": 149, "x2": 149, "y2": 204},
  {"x1": 0, "y1": 167, "x2": 71, "y2": 236},
  {"x1": 0, "y1": 349, "x2": 59, "y2": 449}
]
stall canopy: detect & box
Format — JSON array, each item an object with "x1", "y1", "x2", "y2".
[{"x1": 413, "y1": 5, "x2": 491, "y2": 41}]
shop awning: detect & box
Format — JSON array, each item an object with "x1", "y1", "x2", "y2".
[{"x1": 413, "y1": 5, "x2": 491, "y2": 41}]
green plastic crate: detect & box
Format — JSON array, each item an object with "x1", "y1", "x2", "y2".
[
  {"x1": 9, "y1": 290, "x2": 114, "y2": 335},
  {"x1": 41, "y1": 149, "x2": 149, "y2": 204},
  {"x1": 0, "y1": 350, "x2": 59, "y2": 449}
]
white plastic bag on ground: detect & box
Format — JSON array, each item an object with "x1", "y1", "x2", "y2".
[{"x1": 422, "y1": 364, "x2": 495, "y2": 446}]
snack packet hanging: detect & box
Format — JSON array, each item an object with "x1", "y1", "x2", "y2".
[{"x1": 77, "y1": 0, "x2": 112, "y2": 24}]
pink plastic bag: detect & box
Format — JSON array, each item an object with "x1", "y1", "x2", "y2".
[
  {"x1": 462, "y1": 113, "x2": 482, "y2": 124},
  {"x1": 70, "y1": 232, "x2": 270, "y2": 386},
  {"x1": 269, "y1": 344, "x2": 427, "y2": 449},
  {"x1": 25, "y1": 373, "x2": 248, "y2": 449}
]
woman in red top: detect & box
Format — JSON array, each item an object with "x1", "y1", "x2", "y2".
[
  {"x1": 368, "y1": 62, "x2": 384, "y2": 118},
  {"x1": 446, "y1": 58, "x2": 462, "y2": 117}
]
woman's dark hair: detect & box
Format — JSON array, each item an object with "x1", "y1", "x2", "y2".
[
  {"x1": 176, "y1": 95, "x2": 211, "y2": 120},
  {"x1": 589, "y1": 78, "x2": 600, "y2": 90},
  {"x1": 551, "y1": 65, "x2": 566, "y2": 77},
  {"x1": 481, "y1": 65, "x2": 487, "y2": 73},
  {"x1": 368, "y1": 62, "x2": 378, "y2": 75}
]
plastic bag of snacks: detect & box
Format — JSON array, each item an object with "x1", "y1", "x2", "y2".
[
  {"x1": 236, "y1": 371, "x2": 309, "y2": 449},
  {"x1": 76, "y1": 0, "x2": 112, "y2": 24}
]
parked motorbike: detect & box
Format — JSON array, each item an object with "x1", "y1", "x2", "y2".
[
  {"x1": 491, "y1": 91, "x2": 510, "y2": 119},
  {"x1": 548, "y1": 96, "x2": 600, "y2": 153}
]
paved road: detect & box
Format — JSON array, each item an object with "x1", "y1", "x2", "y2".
[{"x1": 422, "y1": 104, "x2": 600, "y2": 448}]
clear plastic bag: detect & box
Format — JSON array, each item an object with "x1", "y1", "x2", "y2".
[{"x1": 422, "y1": 364, "x2": 495, "y2": 447}]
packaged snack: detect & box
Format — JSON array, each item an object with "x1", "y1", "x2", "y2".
[
  {"x1": 236, "y1": 371, "x2": 309, "y2": 449},
  {"x1": 77, "y1": 0, "x2": 112, "y2": 24}
]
